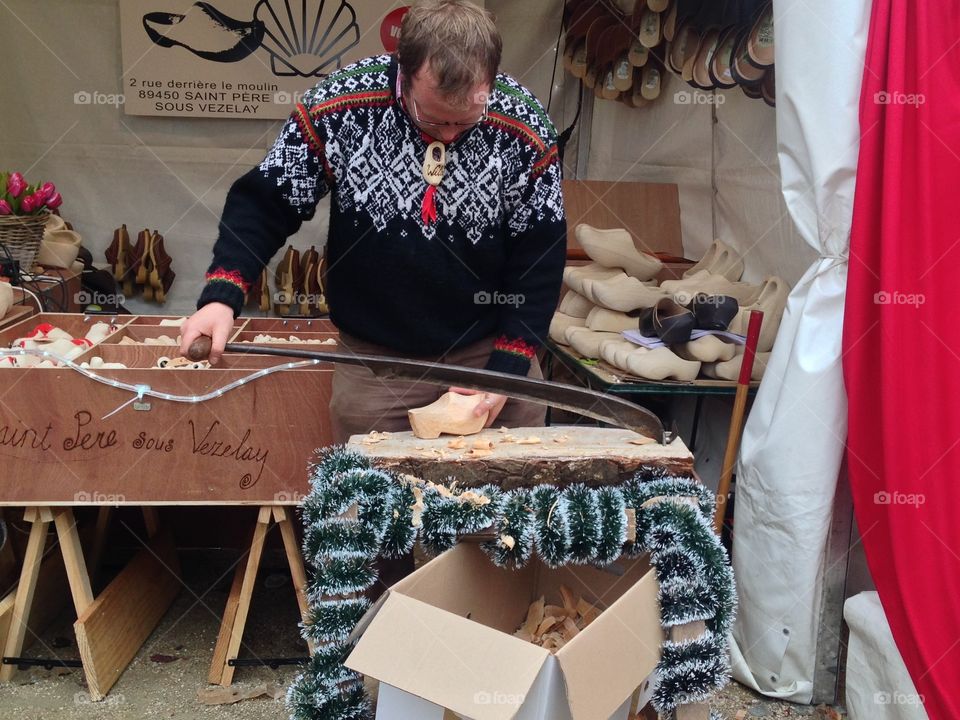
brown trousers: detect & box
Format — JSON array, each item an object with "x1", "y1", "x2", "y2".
[{"x1": 329, "y1": 333, "x2": 546, "y2": 444}]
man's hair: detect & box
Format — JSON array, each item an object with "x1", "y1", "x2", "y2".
[{"x1": 397, "y1": 0, "x2": 502, "y2": 104}]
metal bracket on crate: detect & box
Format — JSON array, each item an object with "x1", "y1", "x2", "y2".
[
  {"x1": 227, "y1": 656, "x2": 310, "y2": 669},
  {"x1": 2, "y1": 656, "x2": 84, "y2": 669}
]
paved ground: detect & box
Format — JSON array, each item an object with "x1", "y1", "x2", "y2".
[{"x1": 0, "y1": 552, "x2": 843, "y2": 719}]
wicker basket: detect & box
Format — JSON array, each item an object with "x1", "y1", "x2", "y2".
[{"x1": 0, "y1": 211, "x2": 49, "y2": 270}]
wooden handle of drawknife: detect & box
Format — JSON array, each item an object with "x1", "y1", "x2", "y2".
[
  {"x1": 713, "y1": 310, "x2": 764, "y2": 535},
  {"x1": 186, "y1": 335, "x2": 213, "y2": 362}
]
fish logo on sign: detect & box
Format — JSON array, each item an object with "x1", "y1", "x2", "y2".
[{"x1": 142, "y1": 0, "x2": 362, "y2": 77}]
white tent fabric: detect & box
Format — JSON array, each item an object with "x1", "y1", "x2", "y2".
[
  {"x1": 844, "y1": 592, "x2": 928, "y2": 720},
  {"x1": 728, "y1": 0, "x2": 871, "y2": 701}
]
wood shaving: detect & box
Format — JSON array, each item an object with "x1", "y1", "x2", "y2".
[
  {"x1": 447, "y1": 437, "x2": 466, "y2": 450},
  {"x1": 472, "y1": 439, "x2": 494, "y2": 450},
  {"x1": 500, "y1": 534, "x2": 515, "y2": 550},
  {"x1": 515, "y1": 586, "x2": 602, "y2": 653},
  {"x1": 553, "y1": 435, "x2": 569, "y2": 444},
  {"x1": 465, "y1": 447, "x2": 493, "y2": 458},
  {"x1": 517, "y1": 436, "x2": 542, "y2": 445},
  {"x1": 361, "y1": 431, "x2": 391, "y2": 445},
  {"x1": 629, "y1": 436, "x2": 656, "y2": 445},
  {"x1": 499, "y1": 434, "x2": 517, "y2": 443},
  {"x1": 497, "y1": 426, "x2": 509, "y2": 433}
]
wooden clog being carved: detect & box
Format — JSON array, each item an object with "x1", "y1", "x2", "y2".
[{"x1": 408, "y1": 392, "x2": 489, "y2": 440}]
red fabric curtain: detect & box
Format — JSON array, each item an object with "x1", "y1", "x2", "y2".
[{"x1": 845, "y1": 2, "x2": 960, "y2": 719}]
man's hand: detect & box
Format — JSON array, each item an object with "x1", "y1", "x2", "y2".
[
  {"x1": 180, "y1": 302, "x2": 234, "y2": 365},
  {"x1": 449, "y1": 387, "x2": 507, "y2": 428}
]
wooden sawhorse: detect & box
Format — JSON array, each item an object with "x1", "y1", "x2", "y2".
[
  {"x1": 0, "y1": 506, "x2": 179, "y2": 700},
  {"x1": 208, "y1": 505, "x2": 316, "y2": 686}
]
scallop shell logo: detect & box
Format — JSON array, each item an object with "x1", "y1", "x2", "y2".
[
  {"x1": 142, "y1": 0, "x2": 361, "y2": 77},
  {"x1": 255, "y1": 0, "x2": 361, "y2": 77}
]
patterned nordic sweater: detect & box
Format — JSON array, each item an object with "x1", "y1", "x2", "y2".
[{"x1": 198, "y1": 54, "x2": 567, "y2": 375}]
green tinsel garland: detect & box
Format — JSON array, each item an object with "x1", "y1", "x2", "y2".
[{"x1": 287, "y1": 446, "x2": 736, "y2": 720}]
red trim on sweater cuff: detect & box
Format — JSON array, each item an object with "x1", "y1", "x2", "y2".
[
  {"x1": 205, "y1": 268, "x2": 249, "y2": 294},
  {"x1": 493, "y1": 335, "x2": 537, "y2": 360}
]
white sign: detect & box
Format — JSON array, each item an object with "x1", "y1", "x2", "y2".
[{"x1": 119, "y1": 0, "x2": 414, "y2": 119}]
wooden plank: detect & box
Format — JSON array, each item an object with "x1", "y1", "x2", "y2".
[
  {"x1": 0, "y1": 510, "x2": 51, "y2": 681},
  {"x1": 53, "y1": 509, "x2": 94, "y2": 615},
  {"x1": 562, "y1": 180, "x2": 683, "y2": 258},
  {"x1": 352, "y1": 426, "x2": 694, "y2": 489},
  {"x1": 211, "y1": 506, "x2": 272, "y2": 686},
  {"x1": 74, "y1": 527, "x2": 181, "y2": 701},
  {"x1": 207, "y1": 554, "x2": 247, "y2": 685},
  {"x1": 273, "y1": 506, "x2": 315, "y2": 653},
  {"x1": 671, "y1": 621, "x2": 711, "y2": 720}
]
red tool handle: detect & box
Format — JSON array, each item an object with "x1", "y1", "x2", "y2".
[{"x1": 738, "y1": 310, "x2": 764, "y2": 385}]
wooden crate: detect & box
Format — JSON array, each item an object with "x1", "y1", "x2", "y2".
[{"x1": 0, "y1": 313, "x2": 337, "y2": 506}]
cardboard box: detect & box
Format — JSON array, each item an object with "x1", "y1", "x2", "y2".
[{"x1": 346, "y1": 543, "x2": 662, "y2": 720}]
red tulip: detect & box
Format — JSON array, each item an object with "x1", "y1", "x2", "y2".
[
  {"x1": 45, "y1": 192, "x2": 63, "y2": 209},
  {"x1": 20, "y1": 194, "x2": 38, "y2": 213},
  {"x1": 37, "y1": 182, "x2": 56, "y2": 201},
  {"x1": 6, "y1": 172, "x2": 25, "y2": 198},
  {"x1": 0, "y1": 200, "x2": 11, "y2": 215}
]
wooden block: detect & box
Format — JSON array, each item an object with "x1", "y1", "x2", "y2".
[
  {"x1": 74, "y1": 527, "x2": 181, "y2": 701},
  {"x1": 352, "y1": 426, "x2": 694, "y2": 489},
  {"x1": 626, "y1": 508, "x2": 637, "y2": 543}
]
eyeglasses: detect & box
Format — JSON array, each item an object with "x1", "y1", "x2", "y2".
[{"x1": 406, "y1": 91, "x2": 489, "y2": 129}]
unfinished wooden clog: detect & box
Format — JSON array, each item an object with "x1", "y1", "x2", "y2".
[
  {"x1": 581, "y1": 274, "x2": 667, "y2": 313},
  {"x1": 563, "y1": 263, "x2": 624, "y2": 295},
  {"x1": 727, "y1": 276, "x2": 789, "y2": 352},
  {"x1": 703, "y1": 346, "x2": 770, "y2": 381},
  {"x1": 660, "y1": 271, "x2": 758, "y2": 306},
  {"x1": 624, "y1": 346, "x2": 701, "y2": 381},
  {"x1": 408, "y1": 392, "x2": 489, "y2": 439},
  {"x1": 676, "y1": 335, "x2": 738, "y2": 363},
  {"x1": 549, "y1": 312, "x2": 584, "y2": 345},
  {"x1": 682, "y1": 240, "x2": 744, "y2": 281},
  {"x1": 575, "y1": 224, "x2": 663, "y2": 281},
  {"x1": 586, "y1": 306, "x2": 641, "y2": 332},
  {"x1": 558, "y1": 290, "x2": 595, "y2": 318},
  {"x1": 565, "y1": 327, "x2": 622, "y2": 359}
]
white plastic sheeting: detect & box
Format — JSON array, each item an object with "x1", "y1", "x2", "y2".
[
  {"x1": 844, "y1": 592, "x2": 928, "y2": 720},
  {"x1": 728, "y1": 0, "x2": 871, "y2": 701}
]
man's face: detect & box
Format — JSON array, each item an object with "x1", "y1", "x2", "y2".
[{"x1": 406, "y1": 63, "x2": 490, "y2": 144}]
